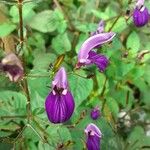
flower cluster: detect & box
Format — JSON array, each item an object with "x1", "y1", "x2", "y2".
[
  {"x1": 133, "y1": 0, "x2": 149, "y2": 27},
  {"x1": 44, "y1": 20, "x2": 115, "y2": 149}
]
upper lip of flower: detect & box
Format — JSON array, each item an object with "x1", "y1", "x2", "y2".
[
  {"x1": 77, "y1": 32, "x2": 116, "y2": 64},
  {"x1": 85, "y1": 123, "x2": 102, "y2": 138},
  {"x1": 136, "y1": 0, "x2": 145, "y2": 9},
  {"x1": 52, "y1": 67, "x2": 68, "y2": 95}
]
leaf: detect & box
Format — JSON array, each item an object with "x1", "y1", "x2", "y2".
[
  {"x1": 52, "y1": 32, "x2": 71, "y2": 54},
  {"x1": 75, "y1": 22, "x2": 97, "y2": 33},
  {"x1": 0, "y1": 143, "x2": 13, "y2": 150},
  {"x1": 0, "y1": 23, "x2": 16, "y2": 37},
  {"x1": 9, "y1": 2, "x2": 36, "y2": 24},
  {"x1": 28, "y1": 10, "x2": 59, "y2": 33},
  {"x1": 0, "y1": 91, "x2": 26, "y2": 115},
  {"x1": 38, "y1": 141, "x2": 55, "y2": 150},
  {"x1": 126, "y1": 31, "x2": 140, "y2": 53},
  {"x1": 107, "y1": 17, "x2": 127, "y2": 33},
  {"x1": 112, "y1": 59, "x2": 135, "y2": 78},
  {"x1": 53, "y1": 9, "x2": 67, "y2": 33},
  {"x1": 32, "y1": 52, "x2": 56, "y2": 72},
  {"x1": 127, "y1": 126, "x2": 150, "y2": 150},
  {"x1": 28, "y1": 77, "x2": 50, "y2": 101},
  {"x1": 133, "y1": 79, "x2": 150, "y2": 106},
  {"x1": 106, "y1": 97, "x2": 119, "y2": 118},
  {"x1": 68, "y1": 71, "x2": 93, "y2": 108},
  {"x1": 58, "y1": 126, "x2": 72, "y2": 141}
]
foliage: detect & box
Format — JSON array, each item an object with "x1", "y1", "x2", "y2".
[{"x1": 0, "y1": 0, "x2": 150, "y2": 149}]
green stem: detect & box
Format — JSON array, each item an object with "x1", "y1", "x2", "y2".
[
  {"x1": 108, "y1": 14, "x2": 122, "y2": 32},
  {"x1": 27, "y1": 124, "x2": 46, "y2": 143},
  {"x1": 14, "y1": 125, "x2": 27, "y2": 143},
  {"x1": 100, "y1": 76, "x2": 107, "y2": 97},
  {"x1": 17, "y1": 0, "x2": 32, "y2": 124},
  {"x1": 0, "y1": 115, "x2": 26, "y2": 119},
  {"x1": 18, "y1": 0, "x2": 24, "y2": 51}
]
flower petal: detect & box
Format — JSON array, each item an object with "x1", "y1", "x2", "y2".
[
  {"x1": 88, "y1": 51, "x2": 109, "y2": 72},
  {"x1": 85, "y1": 123, "x2": 102, "y2": 138},
  {"x1": 133, "y1": 7, "x2": 149, "y2": 27},
  {"x1": 85, "y1": 123, "x2": 102, "y2": 150},
  {"x1": 3, "y1": 64, "x2": 23, "y2": 82},
  {"x1": 1, "y1": 53, "x2": 24, "y2": 82},
  {"x1": 45, "y1": 91, "x2": 75, "y2": 123},
  {"x1": 52, "y1": 67, "x2": 68, "y2": 90},
  {"x1": 136, "y1": 0, "x2": 145, "y2": 9},
  {"x1": 78, "y1": 32, "x2": 116, "y2": 64},
  {"x1": 87, "y1": 136, "x2": 100, "y2": 150}
]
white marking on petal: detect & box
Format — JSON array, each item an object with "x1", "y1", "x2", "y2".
[
  {"x1": 52, "y1": 90, "x2": 56, "y2": 95},
  {"x1": 62, "y1": 89, "x2": 67, "y2": 95}
]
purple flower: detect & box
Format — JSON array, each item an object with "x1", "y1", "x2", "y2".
[
  {"x1": 91, "y1": 106, "x2": 100, "y2": 120},
  {"x1": 76, "y1": 21, "x2": 116, "y2": 72},
  {"x1": 45, "y1": 67, "x2": 75, "y2": 124},
  {"x1": 85, "y1": 123, "x2": 102, "y2": 150},
  {"x1": 0, "y1": 53, "x2": 24, "y2": 82},
  {"x1": 133, "y1": 0, "x2": 149, "y2": 27}
]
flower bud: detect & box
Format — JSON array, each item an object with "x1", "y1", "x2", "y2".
[
  {"x1": 91, "y1": 106, "x2": 100, "y2": 120},
  {"x1": 133, "y1": 7, "x2": 149, "y2": 27},
  {"x1": 133, "y1": 0, "x2": 149, "y2": 27},
  {"x1": 85, "y1": 123, "x2": 102, "y2": 150}
]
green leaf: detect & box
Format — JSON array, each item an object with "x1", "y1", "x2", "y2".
[
  {"x1": 75, "y1": 22, "x2": 97, "y2": 33},
  {"x1": 106, "y1": 17, "x2": 127, "y2": 33},
  {"x1": 52, "y1": 32, "x2": 71, "y2": 54},
  {"x1": 127, "y1": 126, "x2": 150, "y2": 150},
  {"x1": 53, "y1": 9, "x2": 67, "y2": 33},
  {"x1": 0, "y1": 143, "x2": 13, "y2": 150},
  {"x1": 68, "y1": 71, "x2": 93, "y2": 108},
  {"x1": 10, "y1": 2, "x2": 36, "y2": 24},
  {"x1": 126, "y1": 31, "x2": 140, "y2": 53},
  {"x1": 58, "y1": 126, "x2": 72, "y2": 141},
  {"x1": 106, "y1": 97, "x2": 119, "y2": 118},
  {"x1": 28, "y1": 10, "x2": 58, "y2": 33},
  {"x1": 28, "y1": 77, "x2": 50, "y2": 101},
  {"x1": 0, "y1": 23, "x2": 16, "y2": 37},
  {"x1": 32, "y1": 52, "x2": 56, "y2": 72},
  {"x1": 0, "y1": 91, "x2": 26, "y2": 115},
  {"x1": 38, "y1": 141, "x2": 55, "y2": 150}
]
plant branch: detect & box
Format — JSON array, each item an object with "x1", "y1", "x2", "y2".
[
  {"x1": 0, "y1": 115, "x2": 26, "y2": 120},
  {"x1": 100, "y1": 76, "x2": 107, "y2": 97},
  {"x1": 17, "y1": 0, "x2": 32, "y2": 124},
  {"x1": 108, "y1": 14, "x2": 122, "y2": 32},
  {"x1": 18, "y1": 0, "x2": 24, "y2": 51}
]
